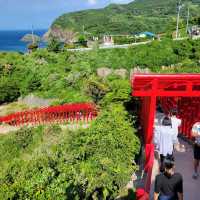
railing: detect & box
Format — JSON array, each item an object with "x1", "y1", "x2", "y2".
[
  {"x1": 144, "y1": 144, "x2": 154, "y2": 193},
  {"x1": 0, "y1": 103, "x2": 97, "y2": 127}
]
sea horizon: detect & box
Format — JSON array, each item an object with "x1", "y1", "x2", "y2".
[
  {"x1": 0, "y1": 29, "x2": 47, "y2": 53},
  {"x1": 0, "y1": 28, "x2": 47, "y2": 31}
]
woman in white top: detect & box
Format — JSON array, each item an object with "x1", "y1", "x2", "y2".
[
  {"x1": 170, "y1": 108, "x2": 182, "y2": 141},
  {"x1": 154, "y1": 116, "x2": 177, "y2": 172}
]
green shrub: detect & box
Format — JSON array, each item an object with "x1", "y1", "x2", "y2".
[
  {"x1": 64, "y1": 43, "x2": 76, "y2": 49},
  {"x1": 0, "y1": 77, "x2": 20, "y2": 104},
  {"x1": 62, "y1": 104, "x2": 140, "y2": 199},
  {"x1": 101, "y1": 79, "x2": 131, "y2": 106},
  {"x1": 114, "y1": 36, "x2": 136, "y2": 45},
  {"x1": 86, "y1": 78, "x2": 110, "y2": 103},
  {"x1": 47, "y1": 37, "x2": 62, "y2": 53}
]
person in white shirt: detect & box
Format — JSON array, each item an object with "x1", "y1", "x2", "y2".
[
  {"x1": 153, "y1": 104, "x2": 165, "y2": 152},
  {"x1": 154, "y1": 116, "x2": 177, "y2": 172},
  {"x1": 170, "y1": 108, "x2": 184, "y2": 153},
  {"x1": 170, "y1": 108, "x2": 182, "y2": 142}
]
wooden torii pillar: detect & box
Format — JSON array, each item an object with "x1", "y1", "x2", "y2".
[{"x1": 131, "y1": 73, "x2": 200, "y2": 195}]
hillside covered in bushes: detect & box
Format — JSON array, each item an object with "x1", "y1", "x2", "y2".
[
  {"x1": 50, "y1": 0, "x2": 200, "y2": 36},
  {"x1": 1, "y1": 39, "x2": 200, "y2": 105},
  {"x1": 1, "y1": 38, "x2": 200, "y2": 199}
]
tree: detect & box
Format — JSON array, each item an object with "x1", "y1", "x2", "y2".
[
  {"x1": 78, "y1": 35, "x2": 88, "y2": 47},
  {"x1": 86, "y1": 78, "x2": 110, "y2": 103},
  {"x1": 63, "y1": 104, "x2": 140, "y2": 199},
  {"x1": 47, "y1": 37, "x2": 62, "y2": 53},
  {"x1": 0, "y1": 77, "x2": 20, "y2": 104}
]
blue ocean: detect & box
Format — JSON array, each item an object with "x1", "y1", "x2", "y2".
[{"x1": 0, "y1": 30, "x2": 47, "y2": 52}]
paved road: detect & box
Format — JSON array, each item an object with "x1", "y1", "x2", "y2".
[
  {"x1": 150, "y1": 140, "x2": 199, "y2": 200},
  {"x1": 67, "y1": 40, "x2": 152, "y2": 52},
  {"x1": 150, "y1": 112, "x2": 199, "y2": 200},
  {"x1": 68, "y1": 36, "x2": 193, "y2": 52},
  {"x1": 174, "y1": 141, "x2": 200, "y2": 200},
  {"x1": 0, "y1": 125, "x2": 19, "y2": 134}
]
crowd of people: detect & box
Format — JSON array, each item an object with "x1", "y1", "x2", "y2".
[
  {"x1": 153, "y1": 108, "x2": 183, "y2": 200},
  {"x1": 152, "y1": 106, "x2": 200, "y2": 200}
]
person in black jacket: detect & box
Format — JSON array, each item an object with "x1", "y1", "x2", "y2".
[{"x1": 154, "y1": 156, "x2": 183, "y2": 200}]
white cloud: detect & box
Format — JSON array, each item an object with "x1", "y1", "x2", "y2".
[
  {"x1": 87, "y1": 0, "x2": 133, "y2": 6},
  {"x1": 110, "y1": 0, "x2": 133, "y2": 4},
  {"x1": 87, "y1": 0, "x2": 97, "y2": 5}
]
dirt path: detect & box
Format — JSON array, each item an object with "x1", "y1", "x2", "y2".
[
  {"x1": 0, "y1": 125, "x2": 20, "y2": 134},
  {"x1": 0, "y1": 123, "x2": 91, "y2": 135}
]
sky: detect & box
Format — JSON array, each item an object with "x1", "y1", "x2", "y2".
[{"x1": 0, "y1": 0, "x2": 133, "y2": 30}]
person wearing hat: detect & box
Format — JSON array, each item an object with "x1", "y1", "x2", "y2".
[{"x1": 154, "y1": 156, "x2": 183, "y2": 200}]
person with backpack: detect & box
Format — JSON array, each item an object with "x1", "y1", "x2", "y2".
[{"x1": 154, "y1": 156, "x2": 183, "y2": 200}]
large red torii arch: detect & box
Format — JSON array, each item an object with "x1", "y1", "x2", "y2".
[{"x1": 131, "y1": 73, "x2": 200, "y2": 196}]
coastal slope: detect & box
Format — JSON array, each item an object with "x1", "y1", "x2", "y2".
[{"x1": 48, "y1": 0, "x2": 200, "y2": 36}]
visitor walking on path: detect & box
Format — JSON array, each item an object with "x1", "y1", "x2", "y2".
[
  {"x1": 154, "y1": 116, "x2": 177, "y2": 172},
  {"x1": 170, "y1": 108, "x2": 181, "y2": 142},
  {"x1": 191, "y1": 122, "x2": 200, "y2": 179},
  {"x1": 154, "y1": 156, "x2": 183, "y2": 200}
]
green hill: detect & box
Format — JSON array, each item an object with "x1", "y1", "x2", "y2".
[{"x1": 49, "y1": 0, "x2": 200, "y2": 36}]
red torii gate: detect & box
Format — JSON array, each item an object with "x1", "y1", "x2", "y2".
[
  {"x1": 0, "y1": 103, "x2": 97, "y2": 126},
  {"x1": 131, "y1": 74, "x2": 200, "y2": 198}
]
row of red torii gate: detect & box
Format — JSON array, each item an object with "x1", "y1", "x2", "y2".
[
  {"x1": 132, "y1": 73, "x2": 200, "y2": 199},
  {"x1": 0, "y1": 103, "x2": 97, "y2": 126}
]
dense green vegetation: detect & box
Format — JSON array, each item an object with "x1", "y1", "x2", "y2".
[
  {"x1": 1, "y1": 1, "x2": 200, "y2": 199},
  {"x1": 1, "y1": 38, "x2": 200, "y2": 199},
  {"x1": 1, "y1": 38, "x2": 200, "y2": 104},
  {"x1": 51, "y1": 0, "x2": 200, "y2": 36},
  {"x1": 0, "y1": 44, "x2": 141, "y2": 198},
  {"x1": 0, "y1": 106, "x2": 140, "y2": 199}
]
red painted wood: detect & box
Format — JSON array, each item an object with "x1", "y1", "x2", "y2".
[
  {"x1": 132, "y1": 73, "x2": 200, "y2": 97},
  {"x1": 0, "y1": 103, "x2": 97, "y2": 126},
  {"x1": 132, "y1": 73, "x2": 200, "y2": 195}
]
